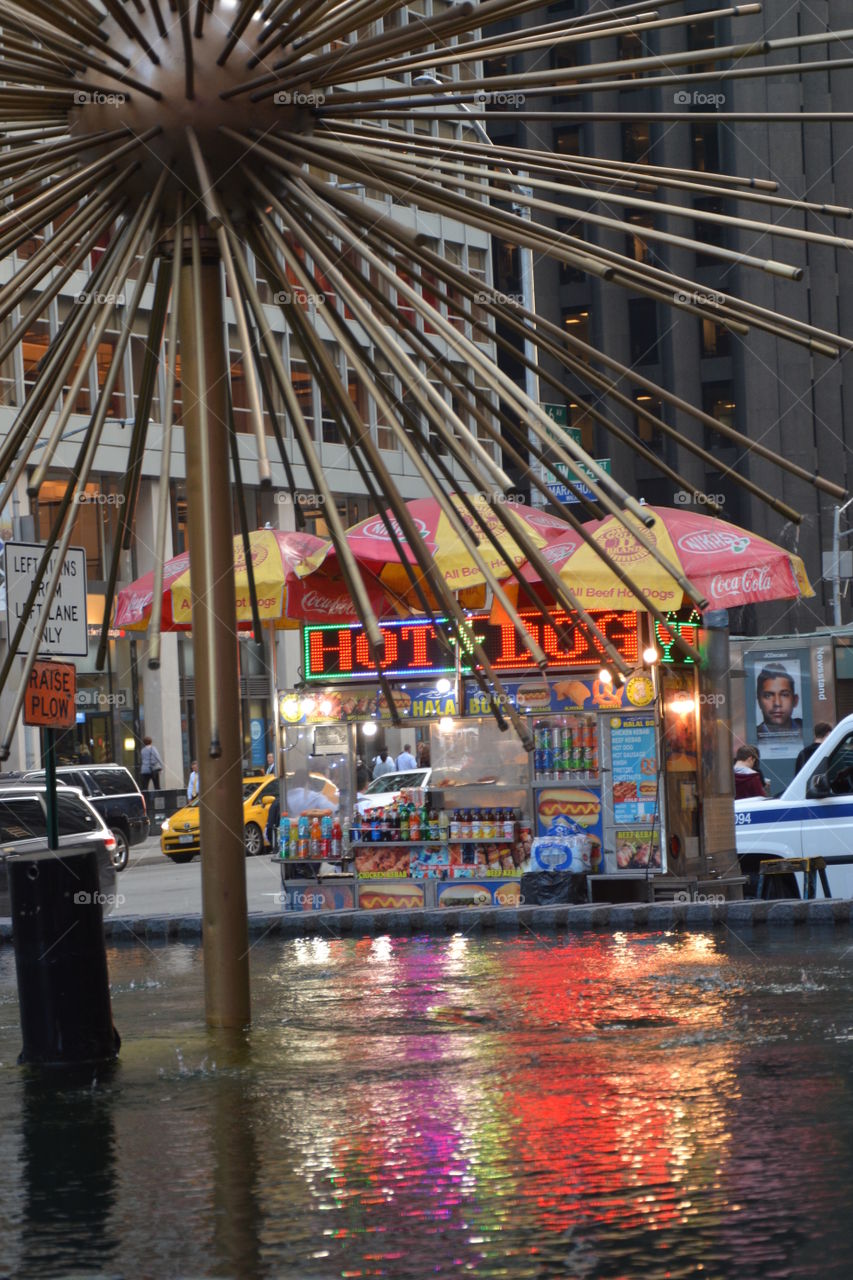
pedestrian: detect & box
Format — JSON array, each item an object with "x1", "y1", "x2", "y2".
[
  {"x1": 266, "y1": 751, "x2": 276, "y2": 775},
  {"x1": 372, "y1": 747, "x2": 397, "y2": 780},
  {"x1": 140, "y1": 737, "x2": 164, "y2": 791},
  {"x1": 187, "y1": 760, "x2": 200, "y2": 803},
  {"x1": 733, "y1": 745, "x2": 766, "y2": 800},
  {"x1": 356, "y1": 756, "x2": 369, "y2": 790},
  {"x1": 795, "y1": 722, "x2": 832, "y2": 775},
  {"x1": 396, "y1": 742, "x2": 417, "y2": 771},
  {"x1": 266, "y1": 793, "x2": 281, "y2": 852},
  {"x1": 417, "y1": 741, "x2": 430, "y2": 767}
]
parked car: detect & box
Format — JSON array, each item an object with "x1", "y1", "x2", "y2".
[
  {"x1": 0, "y1": 782, "x2": 118, "y2": 916},
  {"x1": 160, "y1": 775, "x2": 280, "y2": 862},
  {"x1": 356, "y1": 768, "x2": 431, "y2": 817},
  {"x1": 23, "y1": 764, "x2": 147, "y2": 872},
  {"x1": 736, "y1": 714, "x2": 853, "y2": 897}
]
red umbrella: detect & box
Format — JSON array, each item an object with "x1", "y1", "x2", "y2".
[
  {"x1": 502, "y1": 505, "x2": 814, "y2": 612},
  {"x1": 113, "y1": 528, "x2": 395, "y2": 631},
  {"x1": 297, "y1": 493, "x2": 575, "y2": 608}
]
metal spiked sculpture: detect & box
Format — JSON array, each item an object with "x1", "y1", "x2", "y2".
[{"x1": 0, "y1": 0, "x2": 849, "y2": 1023}]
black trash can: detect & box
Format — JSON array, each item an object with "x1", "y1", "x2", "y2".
[{"x1": 8, "y1": 846, "x2": 120, "y2": 1067}]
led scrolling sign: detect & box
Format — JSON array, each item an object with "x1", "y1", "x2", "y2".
[{"x1": 304, "y1": 610, "x2": 640, "y2": 682}]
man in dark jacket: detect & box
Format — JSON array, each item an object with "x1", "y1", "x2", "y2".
[{"x1": 794, "y1": 722, "x2": 832, "y2": 775}]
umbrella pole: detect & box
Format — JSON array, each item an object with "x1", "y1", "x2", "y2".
[
  {"x1": 269, "y1": 621, "x2": 281, "y2": 777},
  {"x1": 179, "y1": 218, "x2": 250, "y2": 1031}
]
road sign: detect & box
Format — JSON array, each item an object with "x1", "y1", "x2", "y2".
[
  {"x1": 546, "y1": 459, "x2": 612, "y2": 505},
  {"x1": 5, "y1": 542, "x2": 88, "y2": 657},
  {"x1": 24, "y1": 660, "x2": 77, "y2": 727}
]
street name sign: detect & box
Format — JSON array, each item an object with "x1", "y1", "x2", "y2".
[
  {"x1": 546, "y1": 458, "x2": 612, "y2": 505},
  {"x1": 4, "y1": 542, "x2": 88, "y2": 656}
]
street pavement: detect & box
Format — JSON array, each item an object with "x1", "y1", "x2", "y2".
[{"x1": 112, "y1": 835, "x2": 289, "y2": 918}]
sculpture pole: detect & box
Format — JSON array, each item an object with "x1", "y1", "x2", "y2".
[{"x1": 179, "y1": 220, "x2": 250, "y2": 1030}]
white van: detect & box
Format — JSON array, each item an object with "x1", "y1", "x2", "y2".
[{"x1": 736, "y1": 715, "x2": 853, "y2": 898}]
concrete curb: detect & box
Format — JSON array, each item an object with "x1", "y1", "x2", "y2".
[{"x1": 2, "y1": 898, "x2": 852, "y2": 945}]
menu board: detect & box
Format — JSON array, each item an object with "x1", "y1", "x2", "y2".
[{"x1": 609, "y1": 715, "x2": 659, "y2": 825}]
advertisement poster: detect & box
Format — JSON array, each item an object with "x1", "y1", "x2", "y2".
[
  {"x1": 464, "y1": 673, "x2": 655, "y2": 716},
  {"x1": 437, "y1": 879, "x2": 523, "y2": 908},
  {"x1": 610, "y1": 715, "x2": 659, "y2": 824},
  {"x1": 745, "y1": 649, "x2": 809, "y2": 762},
  {"x1": 612, "y1": 829, "x2": 662, "y2": 871},
  {"x1": 357, "y1": 881, "x2": 425, "y2": 910},
  {"x1": 536, "y1": 785, "x2": 602, "y2": 841},
  {"x1": 282, "y1": 883, "x2": 356, "y2": 912}
]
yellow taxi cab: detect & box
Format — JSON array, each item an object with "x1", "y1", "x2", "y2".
[{"x1": 160, "y1": 775, "x2": 277, "y2": 863}]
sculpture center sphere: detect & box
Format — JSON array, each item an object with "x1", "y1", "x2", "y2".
[{"x1": 70, "y1": 7, "x2": 303, "y2": 213}]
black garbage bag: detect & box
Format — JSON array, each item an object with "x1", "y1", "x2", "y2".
[{"x1": 521, "y1": 870, "x2": 587, "y2": 905}]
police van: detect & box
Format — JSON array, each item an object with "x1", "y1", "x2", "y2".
[{"x1": 736, "y1": 715, "x2": 853, "y2": 897}]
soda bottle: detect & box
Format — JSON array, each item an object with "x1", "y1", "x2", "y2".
[
  {"x1": 471, "y1": 808, "x2": 481, "y2": 839},
  {"x1": 278, "y1": 813, "x2": 290, "y2": 858},
  {"x1": 410, "y1": 806, "x2": 420, "y2": 841},
  {"x1": 438, "y1": 809, "x2": 449, "y2": 842},
  {"x1": 429, "y1": 809, "x2": 439, "y2": 840},
  {"x1": 400, "y1": 804, "x2": 410, "y2": 841},
  {"x1": 371, "y1": 808, "x2": 382, "y2": 841},
  {"x1": 331, "y1": 819, "x2": 343, "y2": 858},
  {"x1": 449, "y1": 809, "x2": 460, "y2": 840},
  {"x1": 351, "y1": 809, "x2": 362, "y2": 843},
  {"x1": 298, "y1": 814, "x2": 309, "y2": 858},
  {"x1": 321, "y1": 813, "x2": 332, "y2": 857},
  {"x1": 309, "y1": 815, "x2": 321, "y2": 857}
]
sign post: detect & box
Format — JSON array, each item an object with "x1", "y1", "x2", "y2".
[
  {"x1": 24, "y1": 659, "x2": 77, "y2": 850},
  {"x1": 7, "y1": 540, "x2": 87, "y2": 851}
]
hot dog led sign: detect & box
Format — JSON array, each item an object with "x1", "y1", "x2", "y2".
[{"x1": 304, "y1": 610, "x2": 640, "y2": 682}]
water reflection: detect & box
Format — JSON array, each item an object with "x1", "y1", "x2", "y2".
[
  {"x1": 17, "y1": 1065, "x2": 119, "y2": 1277},
  {"x1": 0, "y1": 932, "x2": 852, "y2": 1277}
]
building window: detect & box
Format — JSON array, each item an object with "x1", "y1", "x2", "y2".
[
  {"x1": 701, "y1": 317, "x2": 732, "y2": 359},
  {"x1": 558, "y1": 218, "x2": 586, "y2": 283},
  {"x1": 373, "y1": 354, "x2": 398, "y2": 452},
  {"x1": 693, "y1": 195, "x2": 726, "y2": 266},
  {"x1": 634, "y1": 392, "x2": 663, "y2": 450},
  {"x1": 33, "y1": 478, "x2": 122, "y2": 580},
  {"x1": 692, "y1": 124, "x2": 720, "y2": 173},
  {"x1": 554, "y1": 126, "x2": 581, "y2": 157},
  {"x1": 563, "y1": 307, "x2": 590, "y2": 352},
  {"x1": 628, "y1": 298, "x2": 659, "y2": 365},
  {"x1": 702, "y1": 381, "x2": 735, "y2": 448},
  {"x1": 622, "y1": 122, "x2": 651, "y2": 165},
  {"x1": 625, "y1": 212, "x2": 654, "y2": 264}
]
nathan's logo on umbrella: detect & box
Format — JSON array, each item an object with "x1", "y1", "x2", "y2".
[
  {"x1": 542, "y1": 540, "x2": 578, "y2": 564},
  {"x1": 596, "y1": 523, "x2": 653, "y2": 565},
  {"x1": 234, "y1": 544, "x2": 270, "y2": 569},
  {"x1": 359, "y1": 517, "x2": 428, "y2": 543},
  {"x1": 677, "y1": 530, "x2": 750, "y2": 556}
]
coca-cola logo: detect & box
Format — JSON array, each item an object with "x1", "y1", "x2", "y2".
[
  {"x1": 677, "y1": 530, "x2": 750, "y2": 556},
  {"x1": 301, "y1": 589, "x2": 355, "y2": 615},
  {"x1": 709, "y1": 566, "x2": 772, "y2": 597},
  {"x1": 358, "y1": 517, "x2": 429, "y2": 543}
]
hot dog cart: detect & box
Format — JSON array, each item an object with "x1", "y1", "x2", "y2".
[{"x1": 274, "y1": 604, "x2": 735, "y2": 910}]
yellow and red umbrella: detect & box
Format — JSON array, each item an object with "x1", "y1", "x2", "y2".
[
  {"x1": 504, "y1": 505, "x2": 814, "y2": 612},
  {"x1": 113, "y1": 528, "x2": 395, "y2": 631},
  {"x1": 299, "y1": 493, "x2": 575, "y2": 608}
]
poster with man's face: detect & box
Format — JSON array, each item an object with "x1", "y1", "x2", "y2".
[{"x1": 752, "y1": 657, "x2": 804, "y2": 758}]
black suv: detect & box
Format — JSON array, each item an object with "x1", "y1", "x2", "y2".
[{"x1": 22, "y1": 765, "x2": 147, "y2": 871}]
